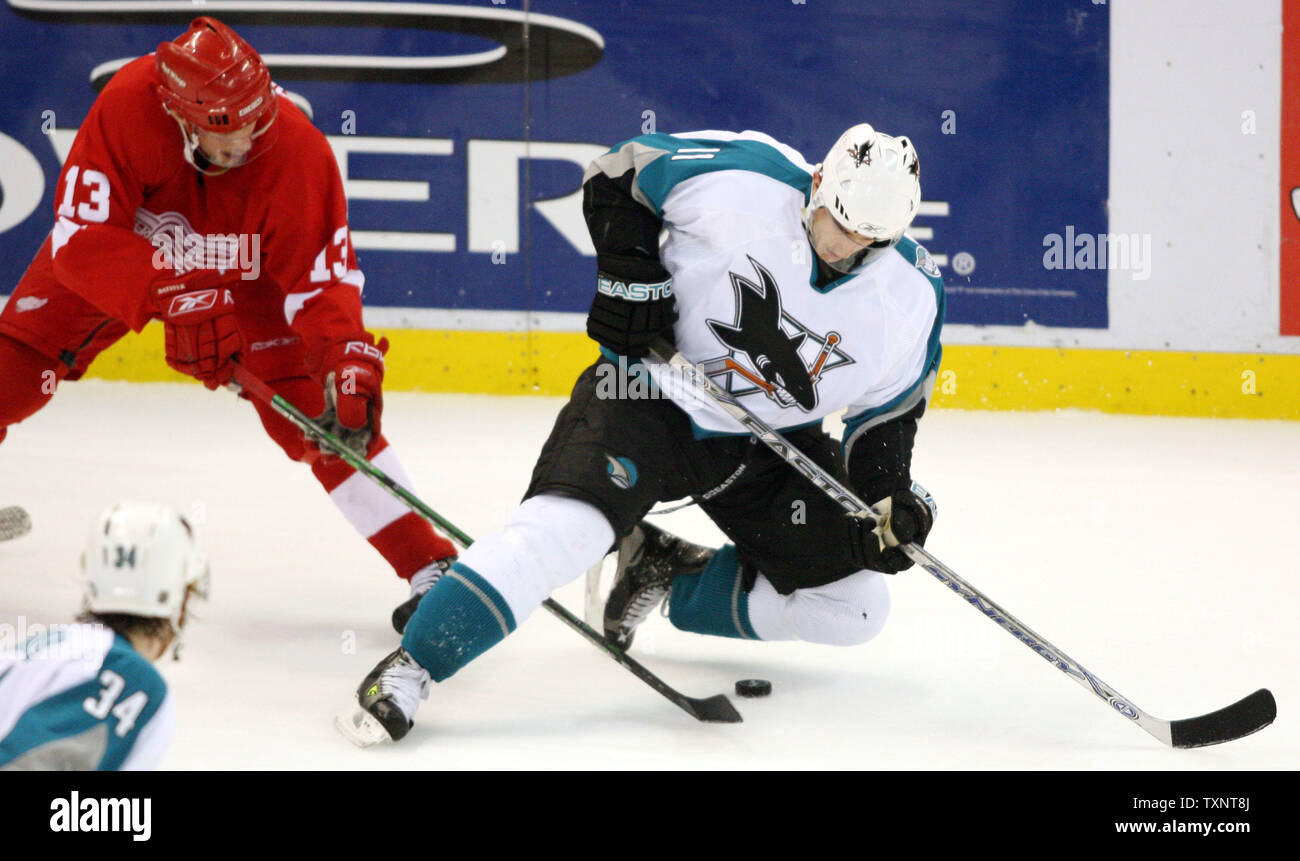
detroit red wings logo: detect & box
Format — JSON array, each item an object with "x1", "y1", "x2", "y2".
[
  {"x1": 702, "y1": 256, "x2": 853, "y2": 411},
  {"x1": 135, "y1": 208, "x2": 260, "y2": 280}
]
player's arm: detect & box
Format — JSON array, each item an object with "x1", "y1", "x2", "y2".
[
  {"x1": 90, "y1": 646, "x2": 172, "y2": 771},
  {"x1": 582, "y1": 132, "x2": 813, "y2": 356},
  {"x1": 117, "y1": 692, "x2": 175, "y2": 771},
  {"x1": 842, "y1": 384, "x2": 936, "y2": 574},
  {"x1": 842, "y1": 263, "x2": 945, "y2": 573},
  {"x1": 48, "y1": 109, "x2": 160, "y2": 329},
  {"x1": 49, "y1": 83, "x2": 240, "y2": 386},
  {"x1": 581, "y1": 136, "x2": 681, "y2": 357},
  {"x1": 48, "y1": 85, "x2": 205, "y2": 328},
  {"x1": 265, "y1": 142, "x2": 385, "y2": 454}
]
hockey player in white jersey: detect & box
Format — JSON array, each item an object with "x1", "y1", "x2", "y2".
[
  {"x1": 342, "y1": 124, "x2": 944, "y2": 743},
  {"x1": 0, "y1": 502, "x2": 209, "y2": 769}
]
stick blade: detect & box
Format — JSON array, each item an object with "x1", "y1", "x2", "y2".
[
  {"x1": 584, "y1": 556, "x2": 609, "y2": 628},
  {"x1": 689, "y1": 693, "x2": 744, "y2": 724},
  {"x1": 1169, "y1": 688, "x2": 1277, "y2": 749}
]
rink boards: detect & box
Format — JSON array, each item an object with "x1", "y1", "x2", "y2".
[
  {"x1": 81, "y1": 323, "x2": 1300, "y2": 420},
  {"x1": 0, "y1": 1, "x2": 1297, "y2": 417}
]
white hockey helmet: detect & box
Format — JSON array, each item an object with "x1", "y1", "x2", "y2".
[
  {"x1": 81, "y1": 502, "x2": 210, "y2": 640},
  {"x1": 804, "y1": 123, "x2": 921, "y2": 270}
]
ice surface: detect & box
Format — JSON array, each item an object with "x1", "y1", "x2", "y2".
[{"x1": 1, "y1": 380, "x2": 1295, "y2": 769}]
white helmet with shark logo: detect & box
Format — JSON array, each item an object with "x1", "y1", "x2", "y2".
[
  {"x1": 81, "y1": 502, "x2": 210, "y2": 641},
  {"x1": 804, "y1": 123, "x2": 921, "y2": 269}
]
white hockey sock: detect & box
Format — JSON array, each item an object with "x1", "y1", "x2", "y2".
[
  {"x1": 744, "y1": 568, "x2": 891, "y2": 646},
  {"x1": 455, "y1": 494, "x2": 614, "y2": 624}
]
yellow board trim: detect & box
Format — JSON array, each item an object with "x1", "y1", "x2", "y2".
[
  {"x1": 928, "y1": 345, "x2": 1298, "y2": 419},
  {"x1": 85, "y1": 323, "x2": 1300, "y2": 419}
]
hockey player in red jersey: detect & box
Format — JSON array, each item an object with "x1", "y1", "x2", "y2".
[{"x1": 0, "y1": 17, "x2": 454, "y2": 628}]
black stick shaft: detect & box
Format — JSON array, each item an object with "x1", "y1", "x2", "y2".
[{"x1": 229, "y1": 365, "x2": 741, "y2": 723}]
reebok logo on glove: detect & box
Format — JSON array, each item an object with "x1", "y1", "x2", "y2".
[
  {"x1": 342, "y1": 340, "x2": 385, "y2": 364},
  {"x1": 597, "y1": 276, "x2": 673, "y2": 302},
  {"x1": 168, "y1": 288, "x2": 232, "y2": 316},
  {"x1": 307, "y1": 335, "x2": 388, "y2": 460}
]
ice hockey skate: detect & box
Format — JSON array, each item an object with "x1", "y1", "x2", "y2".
[
  {"x1": 603, "y1": 521, "x2": 715, "y2": 649},
  {"x1": 391, "y1": 557, "x2": 454, "y2": 634},
  {"x1": 335, "y1": 647, "x2": 430, "y2": 747}
]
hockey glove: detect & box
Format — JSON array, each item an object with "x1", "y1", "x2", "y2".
[
  {"x1": 586, "y1": 254, "x2": 677, "y2": 357},
  {"x1": 312, "y1": 335, "x2": 388, "y2": 458},
  {"x1": 151, "y1": 279, "x2": 242, "y2": 390},
  {"x1": 848, "y1": 484, "x2": 936, "y2": 574}
]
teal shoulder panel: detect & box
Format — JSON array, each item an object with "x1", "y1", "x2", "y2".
[{"x1": 618, "y1": 134, "x2": 812, "y2": 214}]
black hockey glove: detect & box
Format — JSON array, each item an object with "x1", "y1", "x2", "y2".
[
  {"x1": 848, "y1": 484, "x2": 936, "y2": 574},
  {"x1": 586, "y1": 254, "x2": 677, "y2": 357}
]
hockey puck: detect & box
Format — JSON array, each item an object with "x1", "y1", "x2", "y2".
[{"x1": 735, "y1": 679, "x2": 772, "y2": 698}]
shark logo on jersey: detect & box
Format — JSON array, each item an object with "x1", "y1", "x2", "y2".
[
  {"x1": 605, "y1": 455, "x2": 638, "y2": 490},
  {"x1": 914, "y1": 244, "x2": 941, "y2": 279},
  {"x1": 702, "y1": 257, "x2": 853, "y2": 411}
]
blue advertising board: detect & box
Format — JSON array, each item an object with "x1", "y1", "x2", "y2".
[{"x1": 0, "y1": 0, "x2": 1109, "y2": 328}]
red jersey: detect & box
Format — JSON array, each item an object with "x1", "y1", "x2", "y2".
[{"x1": 46, "y1": 55, "x2": 365, "y2": 361}]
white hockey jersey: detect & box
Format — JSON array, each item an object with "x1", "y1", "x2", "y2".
[
  {"x1": 583, "y1": 130, "x2": 944, "y2": 455},
  {"x1": 0, "y1": 623, "x2": 173, "y2": 770}
]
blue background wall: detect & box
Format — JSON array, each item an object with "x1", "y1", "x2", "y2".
[{"x1": 0, "y1": 0, "x2": 1109, "y2": 327}]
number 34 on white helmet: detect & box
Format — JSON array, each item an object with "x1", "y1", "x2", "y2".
[
  {"x1": 804, "y1": 123, "x2": 922, "y2": 273},
  {"x1": 81, "y1": 502, "x2": 210, "y2": 650}
]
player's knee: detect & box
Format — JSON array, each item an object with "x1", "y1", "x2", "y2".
[
  {"x1": 0, "y1": 335, "x2": 63, "y2": 428},
  {"x1": 251, "y1": 377, "x2": 326, "y2": 461},
  {"x1": 787, "y1": 569, "x2": 891, "y2": 646},
  {"x1": 458, "y1": 495, "x2": 615, "y2": 617},
  {"x1": 506, "y1": 494, "x2": 614, "y2": 592}
]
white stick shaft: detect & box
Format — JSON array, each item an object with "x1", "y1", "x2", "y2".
[{"x1": 650, "y1": 342, "x2": 1169, "y2": 745}]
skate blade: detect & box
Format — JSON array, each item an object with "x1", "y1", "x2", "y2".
[
  {"x1": 334, "y1": 705, "x2": 391, "y2": 748},
  {"x1": 583, "y1": 557, "x2": 606, "y2": 628}
]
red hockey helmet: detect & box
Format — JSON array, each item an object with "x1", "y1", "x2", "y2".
[{"x1": 155, "y1": 17, "x2": 278, "y2": 171}]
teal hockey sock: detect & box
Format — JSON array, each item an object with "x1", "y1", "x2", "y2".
[
  {"x1": 666, "y1": 545, "x2": 759, "y2": 640},
  {"x1": 401, "y1": 562, "x2": 516, "y2": 682}
]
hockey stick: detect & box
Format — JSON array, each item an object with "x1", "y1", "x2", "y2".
[
  {"x1": 0, "y1": 506, "x2": 32, "y2": 542},
  {"x1": 228, "y1": 364, "x2": 741, "y2": 724},
  {"x1": 646, "y1": 339, "x2": 1276, "y2": 748}
]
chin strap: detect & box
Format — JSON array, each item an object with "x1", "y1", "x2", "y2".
[
  {"x1": 799, "y1": 177, "x2": 822, "y2": 239},
  {"x1": 803, "y1": 218, "x2": 870, "y2": 278},
  {"x1": 803, "y1": 181, "x2": 867, "y2": 276},
  {"x1": 803, "y1": 167, "x2": 904, "y2": 274},
  {"x1": 167, "y1": 112, "x2": 231, "y2": 177}
]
